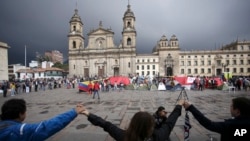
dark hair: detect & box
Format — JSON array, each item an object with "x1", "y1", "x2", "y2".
[
  {"x1": 157, "y1": 106, "x2": 165, "y2": 112},
  {"x1": 232, "y1": 97, "x2": 250, "y2": 118},
  {"x1": 1, "y1": 99, "x2": 26, "y2": 120},
  {"x1": 125, "y1": 111, "x2": 155, "y2": 141}
]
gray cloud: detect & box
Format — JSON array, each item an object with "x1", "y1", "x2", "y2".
[{"x1": 0, "y1": 0, "x2": 249, "y2": 64}]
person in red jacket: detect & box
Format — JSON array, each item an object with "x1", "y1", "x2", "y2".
[{"x1": 93, "y1": 81, "x2": 100, "y2": 100}]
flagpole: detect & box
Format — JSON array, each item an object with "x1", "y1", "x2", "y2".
[{"x1": 25, "y1": 45, "x2": 26, "y2": 79}]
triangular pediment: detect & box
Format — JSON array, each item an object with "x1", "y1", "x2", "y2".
[{"x1": 88, "y1": 28, "x2": 114, "y2": 36}]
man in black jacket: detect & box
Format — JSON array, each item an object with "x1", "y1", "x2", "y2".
[
  {"x1": 153, "y1": 106, "x2": 167, "y2": 129},
  {"x1": 183, "y1": 97, "x2": 250, "y2": 141},
  {"x1": 82, "y1": 100, "x2": 184, "y2": 141},
  {"x1": 153, "y1": 106, "x2": 171, "y2": 141},
  {"x1": 1, "y1": 80, "x2": 8, "y2": 97}
]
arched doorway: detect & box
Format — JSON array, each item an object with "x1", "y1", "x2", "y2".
[
  {"x1": 216, "y1": 68, "x2": 222, "y2": 76},
  {"x1": 166, "y1": 67, "x2": 173, "y2": 76},
  {"x1": 114, "y1": 67, "x2": 119, "y2": 76},
  {"x1": 165, "y1": 54, "x2": 174, "y2": 76}
]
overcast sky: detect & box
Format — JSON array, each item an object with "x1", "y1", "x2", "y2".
[{"x1": 1, "y1": 0, "x2": 250, "y2": 65}]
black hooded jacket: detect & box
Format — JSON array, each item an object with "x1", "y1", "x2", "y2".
[{"x1": 87, "y1": 105, "x2": 182, "y2": 141}]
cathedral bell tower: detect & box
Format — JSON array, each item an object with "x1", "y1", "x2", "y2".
[
  {"x1": 122, "y1": 3, "x2": 136, "y2": 48},
  {"x1": 68, "y1": 8, "x2": 84, "y2": 77},
  {"x1": 68, "y1": 8, "x2": 84, "y2": 51}
]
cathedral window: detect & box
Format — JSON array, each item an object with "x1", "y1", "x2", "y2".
[
  {"x1": 73, "y1": 26, "x2": 76, "y2": 31},
  {"x1": 208, "y1": 60, "x2": 211, "y2": 65},
  {"x1": 208, "y1": 68, "x2": 211, "y2": 73},
  {"x1": 233, "y1": 68, "x2": 237, "y2": 73},
  {"x1": 233, "y1": 60, "x2": 236, "y2": 65},
  {"x1": 194, "y1": 69, "x2": 198, "y2": 74},
  {"x1": 127, "y1": 38, "x2": 131, "y2": 46},
  {"x1": 127, "y1": 21, "x2": 131, "y2": 27},
  {"x1": 147, "y1": 65, "x2": 150, "y2": 70},
  {"x1": 240, "y1": 60, "x2": 244, "y2": 65},
  {"x1": 181, "y1": 61, "x2": 184, "y2": 66},
  {"x1": 73, "y1": 41, "x2": 76, "y2": 48},
  {"x1": 181, "y1": 69, "x2": 184, "y2": 74},
  {"x1": 142, "y1": 71, "x2": 144, "y2": 76},
  {"x1": 201, "y1": 68, "x2": 204, "y2": 73},
  {"x1": 201, "y1": 61, "x2": 204, "y2": 66}
]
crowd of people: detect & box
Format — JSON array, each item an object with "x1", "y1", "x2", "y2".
[
  {"x1": 1, "y1": 97, "x2": 249, "y2": 141},
  {"x1": 0, "y1": 78, "x2": 79, "y2": 98}
]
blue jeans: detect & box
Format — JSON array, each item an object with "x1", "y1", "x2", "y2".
[{"x1": 93, "y1": 90, "x2": 100, "y2": 99}]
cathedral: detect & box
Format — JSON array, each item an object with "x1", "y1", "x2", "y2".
[{"x1": 68, "y1": 4, "x2": 250, "y2": 78}]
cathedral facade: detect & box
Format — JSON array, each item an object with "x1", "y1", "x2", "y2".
[
  {"x1": 68, "y1": 4, "x2": 250, "y2": 78},
  {"x1": 68, "y1": 5, "x2": 136, "y2": 78}
]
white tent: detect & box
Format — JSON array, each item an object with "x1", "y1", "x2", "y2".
[{"x1": 158, "y1": 82, "x2": 166, "y2": 90}]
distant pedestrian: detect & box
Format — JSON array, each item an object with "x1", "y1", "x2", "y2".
[
  {"x1": 93, "y1": 81, "x2": 100, "y2": 100},
  {"x1": 1, "y1": 81, "x2": 8, "y2": 97}
]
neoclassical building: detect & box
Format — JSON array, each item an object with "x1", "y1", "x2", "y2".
[
  {"x1": 0, "y1": 41, "x2": 10, "y2": 80},
  {"x1": 68, "y1": 4, "x2": 250, "y2": 78}
]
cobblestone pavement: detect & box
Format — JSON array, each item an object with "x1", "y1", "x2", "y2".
[{"x1": 0, "y1": 87, "x2": 249, "y2": 141}]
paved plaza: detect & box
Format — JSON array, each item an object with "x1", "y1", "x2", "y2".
[{"x1": 0, "y1": 87, "x2": 249, "y2": 141}]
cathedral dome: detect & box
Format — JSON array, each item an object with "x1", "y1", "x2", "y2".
[
  {"x1": 70, "y1": 9, "x2": 83, "y2": 24},
  {"x1": 170, "y1": 34, "x2": 178, "y2": 41},
  {"x1": 124, "y1": 4, "x2": 134, "y2": 17},
  {"x1": 152, "y1": 45, "x2": 158, "y2": 53},
  {"x1": 160, "y1": 35, "x2": 168, "y2": 41}
]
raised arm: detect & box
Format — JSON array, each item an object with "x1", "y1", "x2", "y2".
[
  {"x1": 24, "y1": 104, "x2": 85, "y2": 140},
  {"x1": 184, "y1": 101, "x2": 226, "y2": 133},
  {"x1": 83, "y1": 108, "x2": 125, "y2": 141}
]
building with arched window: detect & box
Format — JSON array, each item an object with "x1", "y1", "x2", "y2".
[{"x1": 68, "y1": 4, "x2": 250, "y2": 78}]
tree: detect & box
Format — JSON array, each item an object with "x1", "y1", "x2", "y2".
[{"x1": 52, "y1": 62, "x2": 69, "y2": 71}]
